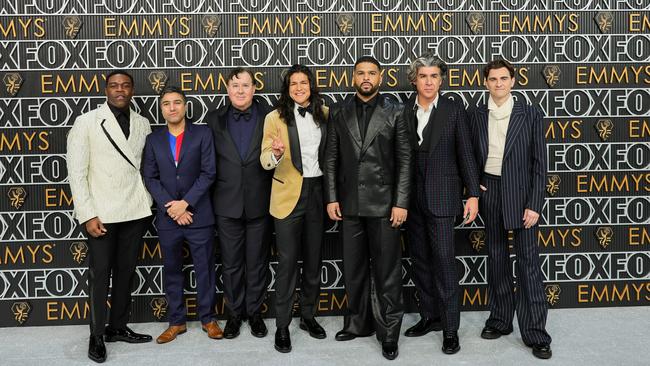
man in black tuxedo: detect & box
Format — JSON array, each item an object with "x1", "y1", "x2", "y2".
[
  {"x1": 206, "y1": 67, "x2": 272, "y2": 339},
  {"x1": 402, "y1": 55, "x2": 480, "y2": 354},
  {"x1": 324, "y1": 56, "x2": 411, "y2": 361},
  {"x1": 469, "y1": 59, "x2": 552, "y2": 359}
]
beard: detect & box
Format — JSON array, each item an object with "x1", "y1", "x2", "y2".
[{"x1": 355, "y1": 82, "x2": 380, "y2": 97}]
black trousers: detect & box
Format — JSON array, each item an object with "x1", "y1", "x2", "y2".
[
  {"x1": 340, "y1": 216, "x2": 403, "y2": 343},
  {"x1": 274, "y1": 177, "x2": 324, "y2": 328},
  {"x1": 407, "y1": 201, "x2": 459, "y2": 331},
  {"x1": 217, "y1": 214, "x2": 271, "y2": 318},
  {"x1": 86, "y1": 216, "x2": 149, "y2": 336},
  {"x1": 482, "y1": 174, "x2": 552, "y2": 345}
]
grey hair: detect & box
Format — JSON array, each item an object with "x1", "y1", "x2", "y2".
[{"x1": 407, "y1": 53, "x2": 448, "y2": 83}]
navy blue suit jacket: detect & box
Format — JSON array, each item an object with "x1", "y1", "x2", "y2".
[
  {"x1": 142, "y1": 122, "x2": 216, "y2": 230},
  {"x1": 403, "y1": 94, "x2": 480, "y2": 217},
  {"x1": 469, "y1": 100, "x2": 547, "y2": 229}
]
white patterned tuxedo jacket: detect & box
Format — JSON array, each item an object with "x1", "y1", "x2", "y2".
[{"x1": 66, "y1": 102, "x2": 153, "y2": 224}]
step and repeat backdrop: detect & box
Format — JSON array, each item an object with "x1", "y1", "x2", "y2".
[{"x1": 0, "y1": 1, "x2": 649, "y2": 327}]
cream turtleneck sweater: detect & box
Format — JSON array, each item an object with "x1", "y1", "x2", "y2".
[{"x1": 484, "y1": 94, "x2": 514, "y2": 176}]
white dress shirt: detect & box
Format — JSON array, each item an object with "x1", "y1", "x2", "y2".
[{"x1": 415, "y1": 95, "x2": 439, "y2": 145}]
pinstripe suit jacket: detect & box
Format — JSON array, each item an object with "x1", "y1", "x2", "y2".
[
  {"x1": 469, "y1": 100, "x2": 547, "y2": 229},
  {"x1": 403, "y1": 94, "x2": 480, "y2": 217},
  {"x1": 67, "y1": 103, "x2": 153, "y2": 224}
]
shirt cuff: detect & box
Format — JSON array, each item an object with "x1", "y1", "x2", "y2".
[{"x1": 270, "y1": 152, "x2": 283, "y2": 166}]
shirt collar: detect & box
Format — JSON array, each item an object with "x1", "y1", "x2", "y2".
[
  {"x1": 487, "y1": 94, "x2": 513, "y2": 111},
  {"x1": 108, "y1": 103, "x2": 130, "y2": 119},
  {"x1": 414, "y1": 94, "x2": 439, "y2": 112},
  {"x1": 355, "y1": 93, "x2": 379, "y2": 108}
]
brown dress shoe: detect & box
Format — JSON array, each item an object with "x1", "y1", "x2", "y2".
[
  {"x1": 202, "y1": 321, "x2": 224, "y2": 339},
  {"x1": 156, "y1": 325, "x2": 187, "y2": 344}
]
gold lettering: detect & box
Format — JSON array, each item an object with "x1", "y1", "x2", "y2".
[
  {"x1": 629, "y1": 227, "x2": 650, "y2": 246},
  {"x1": 629, "y1": 119, "x2": 650, "y2": 138}
]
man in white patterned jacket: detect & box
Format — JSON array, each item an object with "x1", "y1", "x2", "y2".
[{"x1": 67, "y1": 70, "x2": 153, "y2": 363}]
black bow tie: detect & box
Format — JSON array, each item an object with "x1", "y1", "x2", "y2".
[
  {"x1": 233, "y1": 109, "x2": 252, "y2": 121},
  {"x1": 297, "y1": 105, "x2": 312, "y2": 117}
]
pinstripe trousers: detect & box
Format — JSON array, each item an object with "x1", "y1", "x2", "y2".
[{"x1": 482, "y1": 174, "x2": 552, "y2": 345}]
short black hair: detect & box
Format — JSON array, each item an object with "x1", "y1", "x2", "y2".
[
  {"x1": 483, "y1": 59, "x2": 515, "y2": 78},
  {"x1": 227, "y1": 67, "x2": 257, "y2": 86},
  {"x1": 158, "y1": 85, "x2": 186, "y2": 103},
  {"x1": 354, "y1": 56, "x2": 381, "y2": 70},
  {"x1": 105, "y1": 70, "x2": 134, "y2": 86}
]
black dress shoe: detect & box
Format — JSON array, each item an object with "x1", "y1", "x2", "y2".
[
  {"x1": 442, "y1": 331, "x2": 460, "y2": 354},
  {"x1": 335, "y1": 329, "x2": 374, "y2": 341},
  {"x1": 224, "y1": 316, "x2": 242, "y2": 339},
  {"x1": 532, "y1": 343, "x2": 552, "y2": 359},
  {"x1": 335, "y1": 330, "x2": 356, "y2": 341},
  {"x1": 249, "y1": 313, "x2": 268, "y2": 338},
  {"x1": 381, "y1": 341, "x2": 398, "y2": 360},
  {"x1": 299, "y1": 317, "x2": 326, "y2": 339},
  {"x1": 404, "y1": 317, "x2": 442, "y2": 337},
  {"x1": 104, "y1": 326, "x2": 152, "y2": 343},
  {"x1": 480, "y1": 325, "x2": 513, "y2": 340},
  {"x1": 274, "y1": 327, "x2": 291, "y2": 353},
  {"x1": 88, "y1": 335, "x2": 106, "y2": 363}
]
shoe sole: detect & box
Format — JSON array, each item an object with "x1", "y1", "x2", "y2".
[
  {"x1": 382, "y1": 351, "x2": 398, "y2": 360},
  {"x1": 223, "y1": 331, "x2": 240, "y2": 339},
  {"x1": 442, "y1": 345, "x2": 461, "y2": 355},
  {"x1": 533, "y1": 351, "x2": 552, "y2": 360},
  {"x1": 202, "y1": 327, "x2": 224, "y2": 339},
  {"x1": 299, "y1": 323, "x2": 327, "y2": 339},
  {"x1": 274, "y1": 344, "x2": 292, "y2": 353},
  {"x1": 251, "y1": 331, "x2": 268, "y2": 338},
  {"x1": 88, "y1": 353, "x2": 106, "y2": 363},
  {"x1": 156, "y1": 329, "x2": 187, "y2": 344},
  {"x1": 480, "y1": 329, "x2": 513, "y2": 340},
  {"x1": 404, "y1": 326, "x2": 443, "y2": 337},
  {"x1": 104, "y1": 336, "x2": 151, "y2": 343}
]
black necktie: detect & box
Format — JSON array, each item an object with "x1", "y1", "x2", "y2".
[
  {"x1": 359, "y1": 103, "x2": 369, "y2": 141},
  {"x1": 233, "y1": 109, "x2": 252, "y2": 121},
  {"x1": 298, "y1": 105, "x2": 312, "y2": 117}
]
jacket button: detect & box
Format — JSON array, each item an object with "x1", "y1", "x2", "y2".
[{"x1": 176, "y1": 175, "x2": 180, "y2": 179}]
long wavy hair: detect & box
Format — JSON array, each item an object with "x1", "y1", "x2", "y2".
[{"x1": 277, "y1": 64, "x2": 326, "y2": 126}]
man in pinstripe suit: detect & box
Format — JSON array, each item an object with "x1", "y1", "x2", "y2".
[
  {"x1": 469, "y1": 59, "x2": 552, "y2": 359},
  {"x1": 402, "y1": 54, "x2": 480, "y2": 355}
]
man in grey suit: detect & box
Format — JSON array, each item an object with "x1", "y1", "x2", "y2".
[
  {"x1": 67, "y1": 70, "x2": 153, "y2": 363},
  {"x1": 469, "y1": 59, "x2": 552, "y2": 359}
]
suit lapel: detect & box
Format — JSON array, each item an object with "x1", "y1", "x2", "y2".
[
  {"x1": 218, "y1": 107, "x2": 243, "y2": 161},
  {"x1": 361, "y1": 97, "x2": 388, "y2": 154},
  {"x1": 177, "y1": 122, "x2": 192, "y2": 166},
  {"x1": 97, "y1": 103, "x2": 137, "y2": 166},
  {"x1": 156, "y1": 127, "x2": 175, "y2": 167},
  {"x1": 341, "y1": 99, "x2": 363, "y2": 151},
  {"x1": 477, "y1": 105, "x2": 489, "y2": 165},
  {"x1": 403, "y1": 96, "x2": 418, "y2": 146},
  {"x1": 503, "y1": 101, "x2": 526, "y2": 159},
  {"x1": 286, "y1": 119, "x2": 303, "y2": 174},
  {"x1": 243, "y1": 108, "x2": 264, "y2": 163},
  {"x1": 425, "y1": 96, "x2": 448, "y2": 154}
]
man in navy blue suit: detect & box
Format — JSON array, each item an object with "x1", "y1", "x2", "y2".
[
  {"x1": 142, "y1": 86, "x2": 223, "y2": 343},
  {"x1": 402, "y1": 54, "x2": 479, "y2": 355},
  {"x1": 469, "y1": 59, "x2": 552, "y2": 359}
]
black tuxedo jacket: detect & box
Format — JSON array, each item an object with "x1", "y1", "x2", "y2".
[
  {"x1": 469, "y1": 100, "x2": 547, "y2": 229},
  {"x1": 324, "y1": 94, "x2": 411, "y2": 217},
  {"x1": 403, "y1": 94, "x2": 480, "y2": 217},
  {"x1": 206, "y1": 100, "x2": 272, "y2": 219}
]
